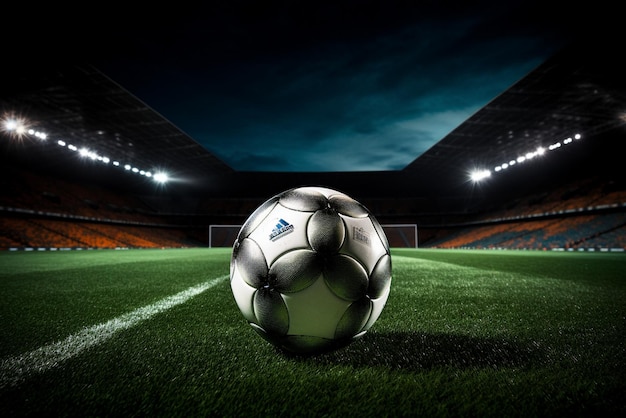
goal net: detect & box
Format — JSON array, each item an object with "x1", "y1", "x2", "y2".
[
  {"x1": 208, "y1": 225, "x2": 241, "y2": 248},
  {"x1": 208, "y1": 224, "x2": 417, "y2": 248},
  {"x1": 381, "y1": 224, "x2": 418, "y2": 248}
]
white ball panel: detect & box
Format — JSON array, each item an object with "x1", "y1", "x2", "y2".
[
  {"x1": 339, "y1": 215, "x2": 388, "y2": 274},
  {"x1": 296, "y1": 186, "x2": 348, "y2": 199},
  {"x1": 247, "y1": 206, "x2": 313, "y2": 266},
  {"x1": 282, "y1": 275, "x2": 351, "y2": 339},
  {"x1": 230, "y1": 269, "x2": 258, "y2": 324}
]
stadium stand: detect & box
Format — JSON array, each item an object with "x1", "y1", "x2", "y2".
[
  {"x1": 422, "y1": 177, "x2": 626, "y2": 251},
  {"x1": 0, "y1": 162, "x2": 205, "y2": 249},
  {"x1": 2, "y1": 155, "x2": 625, "y2": 251}
]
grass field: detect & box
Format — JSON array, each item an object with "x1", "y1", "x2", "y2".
[{"x1": 1, "y1": 248, "x2": 625, "y2": 417}]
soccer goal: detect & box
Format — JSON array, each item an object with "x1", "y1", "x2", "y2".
[
  {"x1": 208, "y1": 225, "x2": 241, "y2": 248},
  {"x1": 381, "y1": 224, "x2": 418, "y2": 248},
  {"x1": 208, "y1": 223, "x2": 418, "y2": 248}
]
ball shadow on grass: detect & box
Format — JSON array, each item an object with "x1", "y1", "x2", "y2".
[{"x1": 282, "y1": 331, "x2": 547, "y2": 371}]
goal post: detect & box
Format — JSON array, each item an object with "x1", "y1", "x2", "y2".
[
  {"x1": 208, "y1": 223, "x2": 418, "y2": 248},
  {"x1": 382, "y1": 224, "x2": 418, "y2": 248}
]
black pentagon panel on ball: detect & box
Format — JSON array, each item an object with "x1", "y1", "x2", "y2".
[
  {"x1": 328, "y1": 194, "x2": 369, "y2": 218},
  {"x1": 268, "y1": 249, "x2": 322, "y2": 293},
  {"x1": 278, "y1": 187, "x2": 328, "y2": 212},
  {"x1": 307, "y1": 209, "x2": 345, "y2": 253},
  {"x1": 235, "y1": 238, "x2": 269, "y2": 288},
  {"x1": 237, "y1": 196, "x2": 279, "y2": 240},
  {"x1": 253, "y1": 288, "x2": 289, "y2": 336},
  {"x1": 335, "y1": 297, "x2": 372, "y2": 340},
  {"x1": 368, "y1": 254, "x2": 392, "y2": 299},
  {"x1": 323, "y1": 254, "x2": 369, "y2": 301}
]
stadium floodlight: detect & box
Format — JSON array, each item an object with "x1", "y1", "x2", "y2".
[
  {"x1": 3, "y1": 117, "x2": 27, "y2": 136},
  {"x1": 475, "y1": 133, "x2": 582, "y2": 182},
  {"x1": 79, "y1": 148, "x2": 98, "y2": 160},
  {"x1": 470, "y1": 169, "x2": 491, "y2": 182},
  {"x1": 4, "y1": 112, "x2": 173, "y2": 188},
  {"x1": 153, "y1": 172, "x2": 169, "y2": 183},
  {"x1": 28, "y1": 129, "x2": 47, "y2": 140},
  {"x1": 4, "y1": 119, "x2": 18, "y2": 131}
]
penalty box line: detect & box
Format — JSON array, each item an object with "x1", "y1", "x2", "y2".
[{"x1": 0, "y1": 274, "x2": 229, "y2": 390}]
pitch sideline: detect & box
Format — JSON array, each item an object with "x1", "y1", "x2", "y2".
[{"x1": 0, "y1": 274, "x2": 229, "y2": 390}]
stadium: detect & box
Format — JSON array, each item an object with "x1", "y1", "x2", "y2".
[{"x1": 1, "y1": 14, "x2": 625, "y2": 418}]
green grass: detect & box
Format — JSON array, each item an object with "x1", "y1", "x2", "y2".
[{"x1": 1, "y1": 248, "x2": 624, "y2": 417}]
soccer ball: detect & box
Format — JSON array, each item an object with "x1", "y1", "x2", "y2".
[{"x1": 229, "y1": 186, "x2": 392, "y2": 355}]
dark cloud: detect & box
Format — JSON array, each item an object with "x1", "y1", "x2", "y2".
[{"x1": 80, "y1": 1, "x2": 575, "y2": 172}]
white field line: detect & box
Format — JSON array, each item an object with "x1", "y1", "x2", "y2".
[{"x1": 0, "y1": 274, "x2": 229, "y2": 390}]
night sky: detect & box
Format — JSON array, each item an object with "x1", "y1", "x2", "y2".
[{"x1": 23, "y1": 1, "x2": 592, "y2": 172}]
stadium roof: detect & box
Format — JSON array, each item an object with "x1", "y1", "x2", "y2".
[
  {"x1": 405, "y1": 40, "x2": 625, "y2": 176},
  {"x1": 2, "y1": 65, "x2": 234, "y2": 177},
  {"x1": 2, "y1": 35, "x2": 625, "y2": 209}
]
